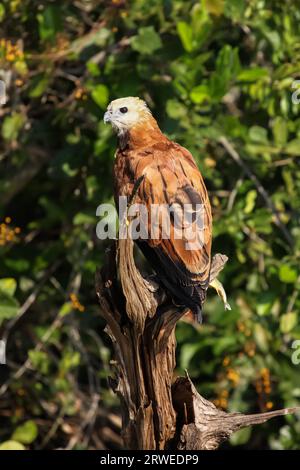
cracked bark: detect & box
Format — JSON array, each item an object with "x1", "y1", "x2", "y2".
[{"x1": 95, "y1": 235, "x2": 299, "y2": 450}]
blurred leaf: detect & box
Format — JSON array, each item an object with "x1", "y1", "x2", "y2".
[
  {"x1": 177, "y1": 22, "x2": 194, "y2": 52},
  {"x1": 37, "y1": 5, "x2": 62, "y2": 42},
  {"x1": 73, "y1": 212, "x2": 96, "y2": 225},
  {"x1": 272, "y1": 117, "x2": 288, "y2": 147},
  {"x1": 224, "y1": 0, "x2": 246, "y2": 20},
  {"x1": 91, "y1": 84, "x2": 109, "y2": 109},
  {"x1": 0, "y1": 291, "x2": 19, "y2": 320},
  {"x1": 284, "y1": 139, "x2": 300, "y2": 156},
  {"x1": 12, "y1": 421, "x2": 38, "y2": 445},
  {"x1": 29, "y1": 75, "x2": 50, "y2": 98},
  {"x1": 249, "y1": 126, "x2": 268, "y2": 144},
  {"x1": 59, "y1": 350, "x2": 81, "y2": 373},
  {"x1": 279, "y1": 265, "x2": 297, "y2": 283},
  {"x1": 0, "y1": 440, "x2": 25, "y2": 450},
  {"x1": 257, "y1": 292, "x2": 275, "y2": 316},
  {"x1": 0, "y1": 4, "x2": 5, "y2": 22},
  {"x1": 190, "y1": 84, "x2": 211, "y2": 104},
  {"x1": 59, "y1": 302, "x2": 72, "y2": 317},
  {"x1": 2, "y1": 112, "x2": 25, "y2": 141},
  {"x1": 203, "y1": 0, "x2": 225, "y2": 16},
  {"x1": 180, "y1": 343, "x2": 201, "y2": 369},
  {"x1": 280, "y1": 312, "x2": 297, "y2": 333},
  {"x1": 0, "y1": 278, "x2": 17, "y2": 297},
  {"x1": 213, "y1": 337, "x2": 237, "y2": 355},
  {"x1": 244, "y1": 190, "x2": 257, "y2": 214},
  {"x1": 87, "y1": 61, "x2": 100, "y2": 77},
  {"x1": 237, "y1": 67, "x2": 268, "y2": 82},
  {"x1": 28, "y1": 350, "x2": 50, "y2": 375},
  {"x1": 254, "y1": 323, "x2": 269, "y2": 352},
  {"x1": 230, "y1": 426, "x2": 251, "y2": 445},
  {"x1": 166, "y1": 100, "x2": 188, "y2": 119},
  {"x1": 72, "y1": 27, "x2": 110, "y2": 52},
  {"x1": 131, "y1": 27, "x2": 162, "y2": 55}
]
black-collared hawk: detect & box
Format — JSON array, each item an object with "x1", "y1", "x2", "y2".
[{"x1": 104, "y1": 97, "x2": 213, "y2": 322}]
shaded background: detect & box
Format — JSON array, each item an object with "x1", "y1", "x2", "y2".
[{"x1": 0, "y1": 0, "x2": 300, "y2": 450}]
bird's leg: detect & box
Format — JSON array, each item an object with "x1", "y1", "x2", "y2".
[{"x1": 209, "y1": 278, "x2": 231, "y2": 311}]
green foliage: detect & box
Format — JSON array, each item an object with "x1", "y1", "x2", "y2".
[
  {"x1": 0, "y1": 440, "x2": 26, "y2": 450},
  {"x1": 12, "y1": 420, "x2": 38, "y2": 445},
  {"x1": 2, "y1": 112, "x2": 25, "y2": 141},
  {"x1": 131, "y1": 26, "x2": 162, "y2": 55},
  {"x1": 91, "y1": 84, "x2": 109, "y2": 109},
  {"x1": 0, "y1": 277, "x2": 19, "y2": 322},
  {"x1": 1, "y1": 0, "x2": 300, "y2": 450}
]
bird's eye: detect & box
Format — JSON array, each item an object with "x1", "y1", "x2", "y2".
[{"x1": 119, "y1": 107, "x2": 128, "y2": 114}]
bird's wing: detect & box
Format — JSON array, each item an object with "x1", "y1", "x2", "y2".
[{"x1": 133, "y1": 142, "x2": 212, "y2": 288}]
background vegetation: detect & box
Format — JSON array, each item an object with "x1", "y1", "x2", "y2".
[{"x1": 0, "y1": 0, "x2": 300, "y2": 450}]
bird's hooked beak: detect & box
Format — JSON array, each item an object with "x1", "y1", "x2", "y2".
[{"x1": 103, "y1": 111, "x2": 112, "y2": 124}]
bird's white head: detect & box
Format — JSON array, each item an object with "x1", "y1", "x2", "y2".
[{"x1": 103, "y1": 97, "x2": 151, "y2": 135}]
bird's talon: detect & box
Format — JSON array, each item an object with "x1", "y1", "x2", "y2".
[{"x1": 209, "y1": 278, "x2": 231, "y2": 312}]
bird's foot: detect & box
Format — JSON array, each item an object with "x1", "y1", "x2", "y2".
[{"x1": 209, "y1": 278, "x2": 231, "y2": 311}]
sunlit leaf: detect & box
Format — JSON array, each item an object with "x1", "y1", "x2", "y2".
[
  {"x1": 2, "y1": 112, "x2": 25, "y2": 141},
  {"x1": 0, "y1": 278, "x2": 17, "y2": 297},
  {"x1": 131, "y1": 27, "x2": 162, "y2": 55},
  {"x1": 244, "y1": 190, "x2": 257, "y2": 214},
  {"x1": 237, "y1": 67, "x2": 269, "y2": 82},
  {"x1": 91, "y1": 84, "x2": 109, "y2": 109},
  {"x1": 177, "y1": 22, "x2": 194, "y2": 52},
  {"x1": 284, "y1": 139, "x2": 300, "y2": 156},
  {"x1": 272, "y1": 117, "x2": 288, "y2": 147},
  {"x1": 280, "y1": 312, "x2": 297, "y2": 333},
  {"x1": 0, "y1": 440, "x2": 25, "y2": 450},
  {"x1": 12, "y1": 421, "x2": 38, "y2": 445},
  {"x1": 279, "y1": 265, "x2": 297, "y2": 283}
]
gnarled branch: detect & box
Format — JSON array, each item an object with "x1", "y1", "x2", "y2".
[{"x1": 95, "y1": 234, "x2": 299, "y2": 450}]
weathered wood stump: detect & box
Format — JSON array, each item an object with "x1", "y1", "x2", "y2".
[{"x1": 95, "y1": 234, "x2": 299, "y2": 450}]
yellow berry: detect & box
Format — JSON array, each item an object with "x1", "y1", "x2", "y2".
[
  {"x1": 260, "y1": 368, "x2": 269, "y2": 377},
  {"x1": 222, "y1": 356, "x2": 230, "y2": 367},
  {"x1": 6, "y1": 53, "x2": 15, "y2": 61}
]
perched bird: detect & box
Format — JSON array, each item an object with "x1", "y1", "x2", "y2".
[{"x1": 104, "y1": 97, "x2": 214, "y2": 322}]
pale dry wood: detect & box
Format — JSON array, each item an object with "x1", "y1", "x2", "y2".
[
  {"x1": 95, "y1": 235, "x2": 299, "y2": 450},
  {"x1": 173, "y1": 374, "x2": 299, "y2": 450}
]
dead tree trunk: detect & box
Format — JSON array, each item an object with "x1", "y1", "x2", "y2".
[{"x1": 95, "y1": 236, "x2": 299, "y2": 450}]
